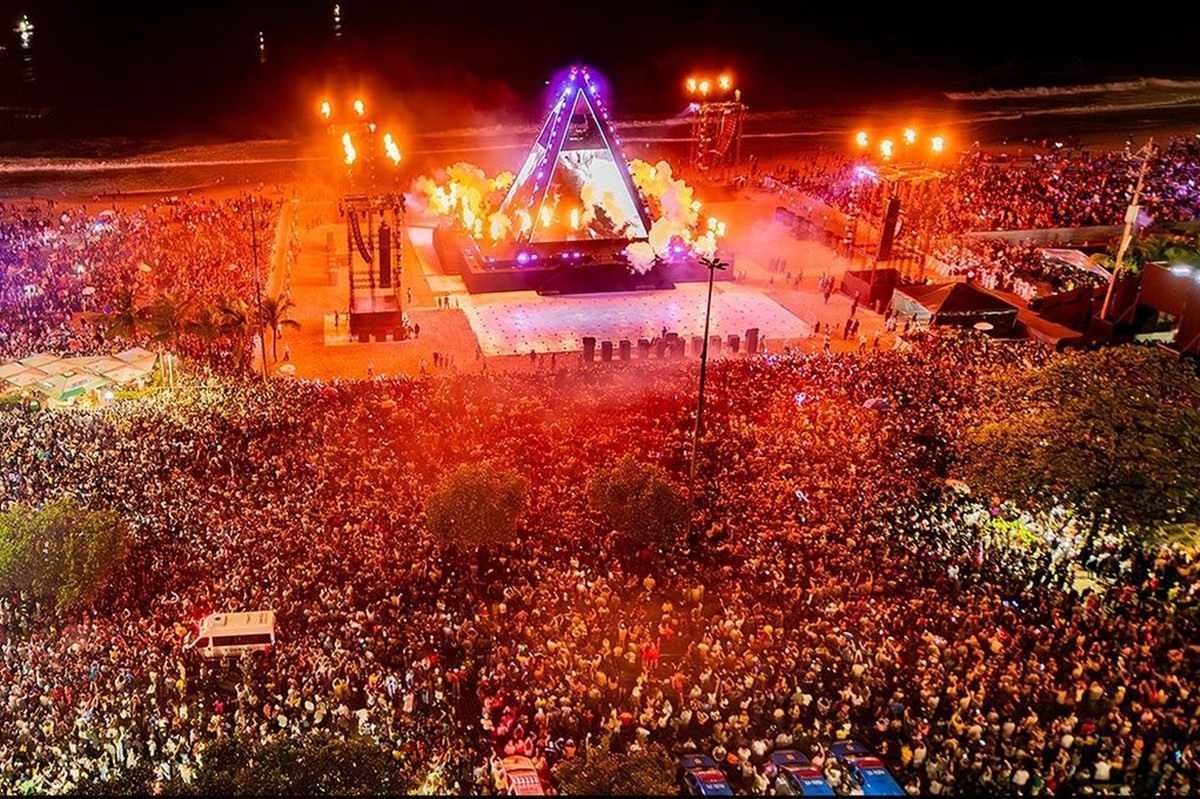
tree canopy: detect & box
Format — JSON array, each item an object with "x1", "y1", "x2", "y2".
[
  {"x1": 69, "y1": 735, "x2": 417, "y2": 795},
  {"x1": 589, "y1": 456, "x2": 689, "y2": 547},
  {"x1": 955, "y1": 346, "x2": 1200, "y2": 538},
  {"x1": 0, "y1": 497, "x2": 130, "y2": 613},
  {"x1": 425, "y1": 461, "x2": 528, "y2": 548},
  {"x1": 553, "y1": 741, "x2": 677, "y2": 796}
]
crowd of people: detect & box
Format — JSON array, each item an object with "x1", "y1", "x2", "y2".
[
  {"x1": 764, "y1": 136, "x2": 1200, "y2": 301},
  {"x1": 927, "y1": 240, "x2": 1108, "y2": 299},
  {"x1": 0, "y1": 193, "x2": 279, "y2": 363},
  {"x1": 768, "y1": 137, "x2": 1200, "y2": 236},
  {"x1": 935, "y1": 140, "x2": 1200, "y2": 234},
  {"x1": 0, "y1": 330, "x2": 1196, "y2": 795},
  {"x1": 0, "y1": 132, "x2": 1198, "y2": 795}
]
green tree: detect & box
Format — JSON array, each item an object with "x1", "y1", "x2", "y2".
[
  {"x1": 426, "y1": 462, "x2": 527, "y2": 548},
  {"x1": 83, "y1": 287, "x2": 144, "y2": 342},
  {"x1": 955, "y1": 346, "x2": 1200, "y2": 551},
  {"x1": 218, "y1": 296, "x2": 255, "y2": 372},
  {"x1": 167, "y1": 734, "x2": 414, "y2": 795},
  {"x1": 219, "y1": 296, "x2": 252, "y2": 340},
  {"x1": 68, "y1": 763, "x2": 156, "y2": 795},
  {"x1": 173, "y1": 736, "x2": 243, "y2": 795},
  {"x1": 259, "y1": 293, "x2": 301, "y2": 362},
  {"x1": 186, "y1": 303, "x2": 225, "y2": 346},
  {"x1": 590, "y1": 456, "x2": 689, "y2": 548},
  {"x1": 0, "y1": 497, "x2": 130, "y2": 613},
  {"x1": 143, "y1": 291, "x2": 194, "y2": 352},
  {"x1": 553, "y1": 741, "x2": 677, "y2": 796}
]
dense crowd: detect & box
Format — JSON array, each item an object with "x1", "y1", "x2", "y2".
[
  {"x1": 927, "y1": 240, "x2": 1108, "y2": 299},
  {"x1": 764, "y1": 137, "x2": 1200, "y2": 300},
  {"x1": 1, "y1": 331, "x2": 1196, "y2": 795},
  {"x1": 938, "y1": 140, "x2": 1200, "y2": 233},
  {"x1": 768, "y1": 137, "x2": 1200, "y2": 237},
  {"x1": 0, "y1": 194, "x2": 278, "y2": 362}
]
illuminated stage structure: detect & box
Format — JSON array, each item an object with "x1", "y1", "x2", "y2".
[
  {"x1": 687, "y1": 90, "x2": 746, "y2": 174},
  {"x1": 325, "y1": 92, "x2": 409, "y2": 341},
  {"x1": 342, "y1": 192, "x2": 406, "y2": 341},
  {"x1": 434, "y1": 65, "x2": 730, "y2": 294}
]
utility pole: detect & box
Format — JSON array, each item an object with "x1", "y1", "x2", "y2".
[
  {"x1": 250, "y1": 195, "x2": 268, "y2": 380},
  {"x1": 689, "y1": 256, "x2": 727, "y2": 483},
  {"x1": 1100, "y1": 138, "x2": 1154, "y2": 323}
]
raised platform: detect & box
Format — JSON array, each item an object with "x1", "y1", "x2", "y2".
[
  {"x1": 462, "y1": 283, "x2": 810, "y2": 357},
  {"x1": 431, "y1": 227, "x2": 732, "y2": 295},
  {"x1": 349, "y1": 292, "x2": 404, "y2": 342}
]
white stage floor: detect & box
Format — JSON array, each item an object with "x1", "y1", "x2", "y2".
[{"x1": 461, "y1": 283, "x2": 810, "y2": 356}]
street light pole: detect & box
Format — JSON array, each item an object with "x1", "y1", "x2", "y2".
[
  {"x1": 689, "y1": 255, "x2": 727, "y2": 483},
  {"x1": 249, "y1": 195, "x2": 268, "y2": 381},
  {"x1": 1100, "y1": 138, "x2": 1154, "y2": 323}
]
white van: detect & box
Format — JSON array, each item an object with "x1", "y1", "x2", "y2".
[{"x1": 186, "y1": 610, "x2": 276, "y2": 658}]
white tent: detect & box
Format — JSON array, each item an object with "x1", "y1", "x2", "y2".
[
  {"x1": 0, "y1": 349, "x2": 159, "y2": 407},
  {"x1": 115, "y1": 347, "x2": 158, "y2": 370},
  {"x1": 18, "y1": 352, "x2": 59, "y2": 369},
  {"x1": 0, "y1": 361, "x2": 28, "y2": 380},
  {"x1": 4, "y1": 368, "x2": 49, "y2": 389}
]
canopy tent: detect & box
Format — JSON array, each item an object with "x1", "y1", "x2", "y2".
[
  {"x1": 115, "y1": 347, "x2": 157, "y2": 369},
  {"x1": 99, "y1": 364, "x2": 148, "y2": 384},
  {"x1": 892, "y1": 282, "x2": 1019, "y2": 334},
  {"x1": 35, "y1": 359, "x2": 82, "y2": 377},
  {"x1": 0, "y1": 350, "x2": 158, "y2": 407},
  {"x1": 18, "y1": 352, "x2": 60, "y2": 369},
  {"x1": 3, "y1": 368, "x2": 50, "y2": 390},
  {"x1": 0, "y1": 361, "x2": 28, "y2": 381},
  {"x1": 30, "y1": 372, "x2": 109, "y2": 404},
  {"x1": 85, "y1": 356, "x2": 131, "y2": 376}
]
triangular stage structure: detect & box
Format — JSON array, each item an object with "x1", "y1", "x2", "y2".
[{"x1": 500, "y1": 65, "x2": 652, "y2": 245}]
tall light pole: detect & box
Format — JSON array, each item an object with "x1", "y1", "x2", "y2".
[
  {"x1": 1100, "y1": 138, "x2": 1155, "y2": 323},
  {"x1": 689, "y1": 254, "x2": 728, "y2": 483},
  {"x1": 249, "y1": 196, "x2": 268, "y2": 380}
]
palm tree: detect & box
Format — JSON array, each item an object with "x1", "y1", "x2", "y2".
[
  {"x1": 143, "y1": 292, "x2": 193, "y2": 353},
  {"x1": 218, "y1": 297, "x2": 251, "y2": 339},
  {"x1": 1164, "y1": 243, "x2": 1200, "y2": 269},
  {"x1": 186, "y1": 304, "x2": 224, "y2": 346},
  {"x1": 217, "y1": 296, "x2": 254, "y2": 373},
  {"x1": 1131, "y1": 234, "x2": 1174, "y2": 267},
  {"x1": 258, "y1": 293, "x2": 301, "y2": 363},
  {"x1": 82, "y1": 287, "x2": 143, "y2": 343}
]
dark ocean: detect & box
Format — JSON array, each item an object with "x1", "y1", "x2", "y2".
[{"x1": 3, "y1": 74, "x2": 1200, "y2": 198}]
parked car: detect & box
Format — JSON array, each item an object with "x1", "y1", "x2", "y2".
[
  {"x1": 678, "y1": 753, "x2": 734, "y2": 796},
  {"x1": 828, "y1": 742, "x2": 904, "y2": 796},
  {"x1": 770, "y1": 750, "x2": 836, "y2": 796}
]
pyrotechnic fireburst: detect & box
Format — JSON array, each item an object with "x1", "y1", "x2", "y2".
[
  {"x1": 411, "y1": 163, "x2": 515, "y2": 241},
  {"x1": 383, "y1": 132, "x2": 401, "y2": 165},
  {"x1": 409, "y1": 157, "x2": 724, "y2": 268}
]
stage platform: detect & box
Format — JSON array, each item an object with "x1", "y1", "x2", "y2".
[
  {"x1": 349, "y1": 292, "x2": 404, "y2": 342},
  {"x1": 461, "y1": 283, "x2": 809, "y2": 356},
  {"x1": 431, "y1": 226, "x2": 732, "y2": 295}
]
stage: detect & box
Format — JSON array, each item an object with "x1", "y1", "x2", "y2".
[
  {"x1": 431, "y1": 226, "x2": 733, "y2": 295},
  {"x1": 461, "y1": 283, "x2": 810, "y2": 356}
]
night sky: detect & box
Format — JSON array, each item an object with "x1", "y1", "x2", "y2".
[{"x1": 3, "y1": 2, "x2": 1198, "y2": 139}]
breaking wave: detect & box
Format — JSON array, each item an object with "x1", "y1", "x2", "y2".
[{"x1": 946, "y1": 77, "x2": 1200, "y2": 101}]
